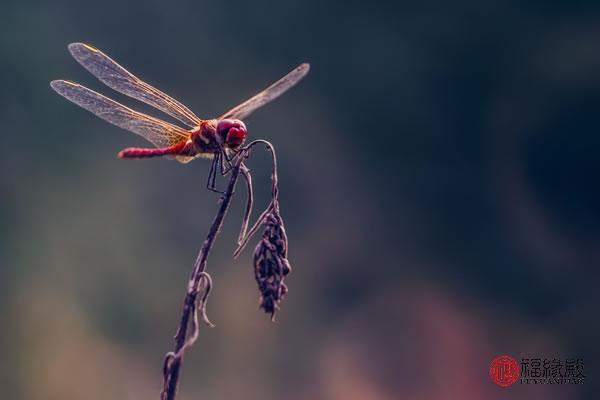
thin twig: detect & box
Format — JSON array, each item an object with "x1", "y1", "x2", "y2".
[
  {"x1": 234, "y1": 140, "x2": 280, "y2": 258},
  {"x1": 161, "y1": 150, "x2": 247, "y2": 400},
  {"x1": 161, "y1": 140, "x2": 289, "y2": 399},
  {"x1": 238, "y1": 163, "x2": 253, "y2": 245}
]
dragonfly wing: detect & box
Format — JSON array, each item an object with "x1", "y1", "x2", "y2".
[
  {"x1": 175, "y1": 154, "x2": 209, "y2": 163},
  {"x1": 68, "y1": 43, "x2": 202, "y2": 128},
  {"x1": 50, "y1": 80, "x2": 189, "y2": 148},
  {"x1": 219, "y1": 63, "x2": 310, "y2": 121}
]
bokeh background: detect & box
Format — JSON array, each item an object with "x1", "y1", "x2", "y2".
[{"x1": 1, "y1": 0, "x2": 599, "y2": 399}]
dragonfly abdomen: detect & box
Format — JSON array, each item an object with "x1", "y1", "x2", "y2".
[{"x1": 118, "y1": 141, "x2": 189, "y2": 159}]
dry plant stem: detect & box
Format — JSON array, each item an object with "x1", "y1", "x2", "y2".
[
  {"x1": 238, "y1": 164, "x2": 253, "y2": 245},
  {"x1": 234, "y1": 140, "x2": 279, "y2": 257},
  {"x1": 161, "y1": 151, "x2": 246, "y2": 400},
  {"x1": 233, "y1": 140, "x2": 291, "y2": 318},
  {"x1": 161, "y1": 140, "x2": 284, "y2": 400}
]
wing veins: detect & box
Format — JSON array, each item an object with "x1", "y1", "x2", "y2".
[
  {"x1": 219, "y1": 63, "x2": 310, "y2": 121},
  {"x1": 68, "y1": 42, "x2": 202, "y2": 128},
  {"x1": 50, "y1": 80, "x2": 189, "y2": 148}
]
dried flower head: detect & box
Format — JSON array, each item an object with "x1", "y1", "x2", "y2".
[
  {"x1": 253, "y1": 205, "x2": 292, "y2": 319},
  {"x1": 234, "y1": 140, "x2": 293, "y2": 320}
]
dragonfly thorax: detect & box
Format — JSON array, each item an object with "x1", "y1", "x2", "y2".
[
  {"x1": 188, "y1": 120, "x2": 218, "y2": 152},
  {"x1": 188, "y1": 119, "x2": 247, "y2": 155}
]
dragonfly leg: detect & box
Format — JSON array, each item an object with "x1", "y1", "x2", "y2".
[
  {"x1": 206, "y1": 152, "x2": 225, "y2": 194},
  {"x1": 206, "y1": 152, "x2": 217, "y2": 190},
  {"x1": 219, "y1": 146, "x2": 237, "y2": 175}
]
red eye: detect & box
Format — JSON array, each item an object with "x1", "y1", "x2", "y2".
[
  {"x1": 226, "y1": 126, "x2": 247, "y2": 148},
  {"x1": 217, "y1": 119, "x2": 247, "y2": 148}
]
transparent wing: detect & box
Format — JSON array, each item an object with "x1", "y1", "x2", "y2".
[
  {"x1": 50, "y1": 80, "x2": 190, "y2": 148},
  {"x1": 219, "y1": 63, "x2": 310, "y2": 121},
  {"x1": 68, "y1": 42, "x2": 202, "y2": 128}
]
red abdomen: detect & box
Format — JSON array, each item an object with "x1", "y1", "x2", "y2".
[{"x1": 118, "y1": 141, "x2": 189, "y2": 159}]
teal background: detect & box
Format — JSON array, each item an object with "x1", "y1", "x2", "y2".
[{"x1": 1, "y1": 0, "x2": 598, "y2": 399}]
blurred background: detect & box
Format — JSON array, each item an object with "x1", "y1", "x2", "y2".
[{"x1": 1, "y1": 0, "x2": 599, "y2": 399}]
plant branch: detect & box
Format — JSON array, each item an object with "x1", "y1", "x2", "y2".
[
  {"x1": 161, "y1": 150, "x2": 247, "y2": 400},
  {"x1": 160, "y1": 139, "x2": 291, "y2": 399},
  {"x1": 234, "y1": 140, "x2": 280, "y2": 258}
]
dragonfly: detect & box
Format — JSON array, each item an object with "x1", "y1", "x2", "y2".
[{"x1": 51, "y1": 43, "x2": 310, "y2": 183}]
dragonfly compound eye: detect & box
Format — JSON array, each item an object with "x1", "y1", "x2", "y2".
[{"x1": 217, "y1": 119, "x2": 247, "y2": 149}]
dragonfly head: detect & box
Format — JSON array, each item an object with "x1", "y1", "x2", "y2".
[{"x1": 217, "y1": 119, "x2": 247, "y2": 149}]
